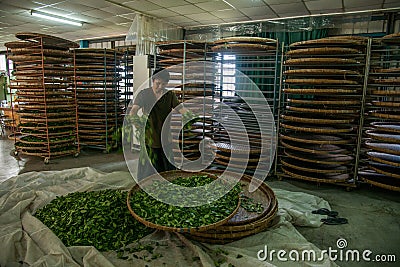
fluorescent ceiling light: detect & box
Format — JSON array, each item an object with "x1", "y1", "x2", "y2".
[{"x1": 31, "y1": 10, "x2": 83, "y2": 27}]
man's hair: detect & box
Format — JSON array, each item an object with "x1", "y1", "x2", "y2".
[{"x1": 152, "y1": 68, "x2": 170, "y2": 82}]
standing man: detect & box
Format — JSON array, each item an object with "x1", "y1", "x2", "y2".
[{"x1": 129, "y1": 68, "x2": 179, "y2": 180}]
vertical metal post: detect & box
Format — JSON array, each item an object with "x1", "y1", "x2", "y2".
[{"x1": 353, "y1": 38, "x2": 372, "y2": 182}]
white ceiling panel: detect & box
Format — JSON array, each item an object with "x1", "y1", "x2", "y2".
[
  {"x1": 148, "y1": 0, "x2": 190, "y2": 8},
  {"x1": 346, "y1": 5, "x2": 385, "y2": 12},
  {"x1": 69, "y1": 0, "x2": 111, "y2": 9},
  {"x1": 122, "y1": 0, "x2": 163, "y2": 12},
  {"x1": 270, "y1": 2, "x2": 310, "y2": 15},
  {"x1": 103, "y1": 15, "x2": 133, "y2": 24},
  {"x1": 166, "y1": 16, "x2": 195, "y2": 24},
  {"x1": 222, "y1": 16, "x2": 251, "y2": 23},
  {"x1": 224, "y1": 0, "x2": 266, "y2": 8},
  {"x1": 250, "y1": 14, "x2": 279, "y2": 20},
  {"x1": 185, "y1": 12, "x2": 213, "y2": 21},
  {"x1": 168, "y1": 4, "x2": 206, "y2": 15},
  {"x1": 99, "y1": 5, "x2": 133, "y2": 15},
  {"x1": 305, "y1": 0, "x2": 343, "y2": 11},
  {"x1": 32, "y1": 0, "x2": 66, "y2": 5},
  {"x1": 264, "y1": 0, "x2": 303, "y2": 5},
  {"x1": 241, "y1": 6, "x2": 276, "y2": 17},
  {"x1": 82, "y1": 9, "x2": 115, "y2": 19},
  {"x1": 195, "y1": 18, "x2": 225, "y2": 24},
  {"x1": 195, "y1": 1, "x2": 232, "y2": 11},
  {"x1": 51, "y1": 2, "x2": 96, "y2": 13},
  {"x1": 184, "y1": 0, "x2": 212, "y2": 3},
  {"x1": 311, "y1": 8, "x2": 344, "y2": 14},
  {"x1": 146, "y1": 8, "x2": 180, "y2": 18},
  {"x1": 210, "y1": 9, "x2": 244, "y2": 19},
  {"x1": 343, "y1": 0, "x2": 381, "y2": 8},
  {"x1": 384, "y1": 2, "x2": 400, "y2": 9}
]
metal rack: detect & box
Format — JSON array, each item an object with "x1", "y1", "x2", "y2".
[
  {"x1": 5, "y1": 33, "x2": 79, "y2": 163},
  {"x1": 277, "y1": 37, "x2": 371, "y2": 188},
  {"x1": 207, "y1": 37, "x2": 280, "y2": 177},
  {"x1": 359, "y1": 33, "x2": 400, "y2": 191},
  {"x1": 73, "y1": 48, "x2": 123, "y2": 152},
  {"x1": 155, "y1": 40, "x2": 213, "y2": 166}
]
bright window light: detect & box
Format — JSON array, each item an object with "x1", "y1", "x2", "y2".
[{"x1": 31, "y1": 10, "x2": 83, "y2": 27}]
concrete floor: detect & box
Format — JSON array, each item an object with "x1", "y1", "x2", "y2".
[{"x1": 1, "y1": 130, "x2": 399, "y2": 267}]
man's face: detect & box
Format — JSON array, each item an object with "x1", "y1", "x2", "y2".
[{"x1": 152, "y1": 78, "x2": 168, "y2": 93}]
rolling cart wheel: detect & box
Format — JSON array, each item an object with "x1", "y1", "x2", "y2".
[
  {"x1": 74, "y1": 152, "x2": 79, "y2": 158},
  {"x1": 44, "y1": 157, "x2": 50, "y2": 164},
  {"x1": 13, "y1": 150, "x2": 19, "y2": 156},
  {"x1": 103, "y1": 149, "x2": 109, "y2": 154}
]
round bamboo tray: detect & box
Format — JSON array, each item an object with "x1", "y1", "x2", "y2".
[
  {"x1": 371, "y1": 101, "x2": 400, "y2": 108},
  {"x1": 8, "y1": 55, "x2": 72, "y2": 63},
  {"x1": 358, "y1": 171, "x2": 400, "y2": 192},
  {"x1": 18, "y1": 103, "x2": 75, "y2": 109},
  {"x1": 284, "y1": 78, "x2": 359, "y2": 85},
  {"x1": 371, "y1": 67, "x2": 400, "y2": 74},
  {"x1": 281, "y1": 115, "x2": 354, "y2": 125},
  {"x1": 74, "y1": 76, "x2": 121, "y2": 82},
  {"x1": 20, "y1": 129, "x2": 73, "y2": 137},
  {"x1": 367, "y1": 151, "x2": 400, "y2": 167},
  {"x1": 368, "y1": 162, "x2": 400, "y2": 179},
  {"x1": 17, "y1": 111, "x2": 75, "y2": 117},
  {"x1": 15, "y1": 141, "x2": 74, "y2": 150},
  {"x1": 17, "y1": 148, "x2": 77, "y2": 158},
  {"x1": 210, "y1": 142, "x2": 261, "y2": 154},
  {"x1": 212, "y1": 37, "x2": 277, "y2": 45},
  {"x1": 284, "y1": 58, "x2": 360, "y2": 65},
  {"x1": 370, "y1": 122, "x2": 400, "y2": 133},
  {"x1": 284, "y1": 150, "x2": 353, "y2": 165},
  {"x1": 156, "y1": 40, "x2": 207, "y2": 50},
  {"x1": 16, "y1": 91, "x2": 74, "y2": 96},
  {"x1": 10, "y1": 84, "x2": 69, "y2": 90},
  {"x1": 19, "y1": 136, "x2": 74, "y2": 145},
  {"x1": 280, "y1": 140, "x2": 349, "y2": 155},
  {"x1": 286, "y1": 47, "x2": 361, "y2": 56},
  {"x1": 370, "y1": 89, "x2": 400, "y2": 96},
  {"x1": 289, "y1": 38, "x2": 366, "y2": 48},
  {"x1": 214, "y1": 158, "x2": 258, "y2": 169},
  {"x1": 16, "y1": 32, "x2": 79, "y2": 49},
  {"x1": 158, "y1": 49, "x2": 205, "y2": 58},
  {"x1": 281, "y1": 158, "x2": 347, "y2": 174},
  {"x1": 370, "y1": 78, "x2": 400, "y2": 85},
  {"x1": 283, "y1": 88, "x2": 360, "y2": 95},
  {"x1": 11, "y1": 48, "x2": 71, "y2": 57},
  {"x1": 213, "y1": 152, "x2": 269, "y2": 163},
  {"x1": 280, "y1": 122, "x2": 353, "y2": 134},
  {"x1": 287, "y1": 98, "x2": 359, "y2": 106},
  {"x1": 127, "y1": 170, "x2": 241, "y2": 233},
  {"x1": 364, "y1": 141, "x2": 400, "y2": 156},
  {"x1": 19, "y1": 123, "x2": 75, "y2": 130},
  {"x1": 381, "y1": 32, "x2": 400, "y2": 44},
  {"x1": 369, "y1": 111, "x2": 400, "y2": 120},
  {"x1": 286, "y1": 105, "x2": 359, "y2": 114},
  {"x1": 74, "y1": 48, "x2": 121, "y2": 54},
  {"x1": 211, "y1": 43, "x2": 276, "y2": 52},
  {"x1": 5, "y1": 41, "x2": 69, "y2": 50},
  {"x1": 280, "y1": 133, "x2": 353, "y2": 145},
  {"x1": 366, "y1": 130, "x2": 400, "y2": 144},
  {"x1": 284, "y1": 69, "x2": 361, "y2": 76},
  {"x1": 282, "y1": 166, "x2": 350, "y2": 184},
  {"x1": 20, "y1": 116, "x2": 75, "y2": 123},
  {"x1": 75, "y1": 65, "x2": 117, "y2": 70}
]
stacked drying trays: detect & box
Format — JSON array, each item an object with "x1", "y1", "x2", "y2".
[
  {"x1": 5, "y1": 32, "x2": 79, "y2": 163},
  {"x1": 73, "y1": 48, "x2": 123, "y2": 152},
  {"x1": 155, "y1": 40, "x2": 214, "y2": 164},
  {"x1": 280, "y1": 36, "x2": 368, "y2": 187},
  {"x1": 209, "y1": 37, "x2": 278, "y2": 175},
  {"x1": 359, "y1": 33, "x2": 400, "y2": 191}
]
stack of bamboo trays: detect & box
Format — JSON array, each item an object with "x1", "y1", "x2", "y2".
[
  {"x1": 5, "y1": 32, "x2": 79, "y2": 163},
  {"x1": 359, "y1": 33, "x2": 400, "y2": 191},
  {"x1": 156, "y1": 40, "x2": 214, "y2": 163},
  {"x1": 208, "y1": 37, "x2": 278, "y2": 175},
  {"x1": 73, "y1": 48, "x2": 124, "y2": 152},
  {"x1": 280, "y1": 36, "x2": 368, "y2": 185}
]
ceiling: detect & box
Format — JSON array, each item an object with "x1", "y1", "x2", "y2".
[{"x1": 0, "y1": 0, "x2": 399, "y2": 50}]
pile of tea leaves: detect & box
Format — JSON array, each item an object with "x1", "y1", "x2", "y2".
[
  {"x1": 34, "y1": 189, "x2": 153, "y2": 252},
  {"x1": 130, "y1": 175, "x2": 241, "y2": 228}
]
